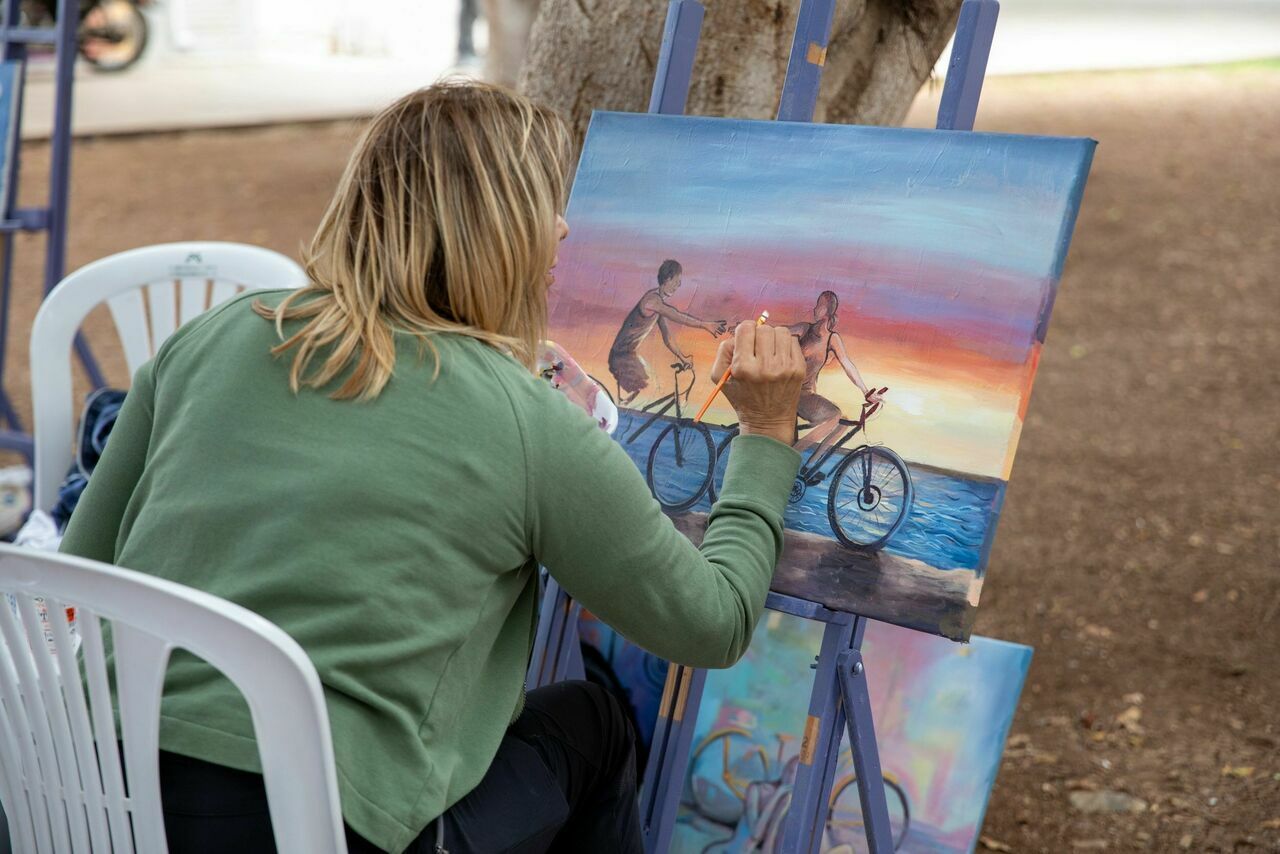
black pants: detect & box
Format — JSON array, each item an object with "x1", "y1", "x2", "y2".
[{"x1": 159, "y1": 681, "x2": 643, "y2": 853}]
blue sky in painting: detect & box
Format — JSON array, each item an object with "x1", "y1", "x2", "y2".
[{"x1": 571, "y1": 112, "x2": 1093, "y2": 282}]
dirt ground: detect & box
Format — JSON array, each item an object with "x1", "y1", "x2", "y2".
[{"x1": 2, "y1": 64, "x2": 1276, "y2": 851}]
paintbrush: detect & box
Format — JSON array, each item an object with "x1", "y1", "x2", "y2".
[{"x1": 693, "y1": 310, "x2": 769, "y2": 423}]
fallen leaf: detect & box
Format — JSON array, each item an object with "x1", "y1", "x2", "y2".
[
  {"x1": 1179, "y1": 834, "x2": 1194, "y2": 850},
  {"x1": 1260, "y1": 818, "x2": 1280, "y2": 830},
  {"x1": 1122, "y1": 692, "x2": 1144, "y2": 705},
  {"x1": 979, "y1": 836, "x2": 1014, "y2": 853},
  {"x1": 1116, "y1": 706, "x2": 1144, "y2": 734},
  {"x1": 1222, "y1": 765, "x2": 1255, "y2": 778},
  {"x1": 1069, "y1": 790, "x2": 1149, "y2": 814}
]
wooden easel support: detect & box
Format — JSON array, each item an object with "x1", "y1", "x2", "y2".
[{"x1": 529, "y1": 1, "x2": 1000, "y2": 851}]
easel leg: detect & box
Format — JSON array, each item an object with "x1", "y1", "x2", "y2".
[
  {"x1": 0, "y1": 252, "x2": 33, "y2": 454},
  {"x1": 0, "y1": 232, "x2": 24, "y2": 437},
  {"x1": 836, "y1": 644, "x2": 894, "y2": 853},
  {"x1": 526, "y1": 574, "x2": 581, "y2": 689},
  {"x1": 640, "y1": 663, "x2": 706, "y2": 854},
  {"x1": 556, "y1": 604, "x2": 585, "y2": 682},
  {"x1": 780, "y1": 616, "x2": 853, "y2": 853}
]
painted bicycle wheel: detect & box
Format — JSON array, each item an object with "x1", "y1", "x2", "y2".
[
  {"x1": 646, "y1": 421, "x2": 715, "y2": 512},
  {"x1": 707, "y1": 429, "x2": 738, "y2": 503},
  {"x1": 827, "y1": 446, "x2": 913, "y2": 551},
  {"x1": 685, "y1": 728, "x2": 770, "y2": 828},
  {"x1": 826, "y1": 771, "x2": 912, "y2": 850}
]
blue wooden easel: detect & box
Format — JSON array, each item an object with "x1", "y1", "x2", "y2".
[
  {"x1": 528, "y1": 1, "x2": 1001, "y2": 851},
  {"x1": 0, "y1": 0, "x2": 102, "y2": 463}
]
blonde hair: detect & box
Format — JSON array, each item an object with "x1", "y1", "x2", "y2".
[{"x1": 256, "y1": 80, "x2": 571, "y2": 399}]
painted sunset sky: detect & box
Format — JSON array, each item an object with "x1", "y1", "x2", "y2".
[{"x1": 549, "y1": 113, "x2": 1093, "y2": 479}]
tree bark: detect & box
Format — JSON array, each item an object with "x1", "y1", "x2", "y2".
[{"x1": 519, "y1": 0, "x2": 963, "y2": 148}]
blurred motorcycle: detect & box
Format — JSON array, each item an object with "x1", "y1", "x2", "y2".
[{"x1": 21, "y1": 0, "x2": 151, "y2": 73}]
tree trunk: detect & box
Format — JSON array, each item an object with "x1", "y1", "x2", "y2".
[
  {"x1": 519, "y1": 0, "x2": 962, "y2": 148},
  {"x1": 482, "y1": 0, "x2": 543, "y2": 88}
]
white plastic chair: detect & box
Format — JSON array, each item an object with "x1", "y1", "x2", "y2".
[
  {"x1": 29, "y1": 242, "x2": 307, "y2": 512},
  {"x1": 0, "y1": 543, "x2": 347, "y2": 854}
]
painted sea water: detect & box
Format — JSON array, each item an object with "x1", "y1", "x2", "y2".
[{"x1": 613, "y1": 409, "x2": 1003, "y2": 574}]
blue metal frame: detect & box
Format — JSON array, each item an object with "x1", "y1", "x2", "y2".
[
  {"x1": 0, "y1": 0, "x2": 102, "y2": 461},
  {"x1": 648, "y1": 0, "x2": 704, "y2": 115},
  {"x1": 936, "y1": 0, "x2": 999, "y2": 132},
  {"x1": 776, "y1": 0, "x2": 838, "y2": 122},
  {"x1": 526, "y1": 573, "x2": 584, "y2": 688},
  {"x1": 528, "y1": 1, "x2": 1001, "y2": 851}
]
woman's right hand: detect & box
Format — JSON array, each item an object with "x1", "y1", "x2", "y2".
[{"x1": 710, "y1": 321, "x2": 805, "y2": 447}]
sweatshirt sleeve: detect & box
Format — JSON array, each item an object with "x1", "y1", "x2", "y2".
[
  {"x1": 518, "y1": 380, "x2": 800, "y2": 669},
  {"x1": 59, "y1": 362, "x2": 157, "y2": 564}
]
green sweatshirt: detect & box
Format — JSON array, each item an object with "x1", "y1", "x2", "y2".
[{"x1": 59, "y1": 290, "x2": 800, "y2": 853}]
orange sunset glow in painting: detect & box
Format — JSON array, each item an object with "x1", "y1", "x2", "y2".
[{"x1": 549, "y1": 113, "x2": 1094, "y2": 639}]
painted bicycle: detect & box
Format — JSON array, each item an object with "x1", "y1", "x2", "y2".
[
  {"x1": 680, "y1": 726, "x2": 911, "y2": 852},
  {"x1": 612, "y1": 363, "x2": 913, "y2": 551},
  {"x1": 709, "y1": 388, "x2": 914, "y2": 551},
  {"x1": 611, "y1": 362, "x2": 718, "y2": 513}
]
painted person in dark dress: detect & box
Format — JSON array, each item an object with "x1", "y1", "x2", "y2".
[
  {"x1": 607, "y1": 260, "x2": 726, "y2": 404},
  {"x1": 786, "y1": 291, "x2": 883, "y2": 457}
]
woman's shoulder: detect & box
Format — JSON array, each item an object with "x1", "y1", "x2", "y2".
[
  {"x1": 452, "y1": 337, "x2": 593, "y2": 429},
  {"x1": 149, "y1": 288, "x2": 293, "y2": 368},
  {"x1": 455, "y1": 337, "x2": 550, "y2": 404}
]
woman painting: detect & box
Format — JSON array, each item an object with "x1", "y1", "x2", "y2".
[{"x1": 60, "y1": 81, "x2": 806, "y2": 854}]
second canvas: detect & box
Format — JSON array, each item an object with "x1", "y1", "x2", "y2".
[{"x1": 549, "y1": 112, "x2": 1093, "y2": 639}]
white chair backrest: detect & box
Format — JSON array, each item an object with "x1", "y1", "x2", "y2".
[
  {"x1": 0, "y1": 544, "x2": 347, "y2": 854},
  {"x1": 30, "y1": 242, "x2": 307, "y2": 511}
]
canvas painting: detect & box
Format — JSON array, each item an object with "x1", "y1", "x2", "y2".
[
  {"x1": 549, "y1": 113, "x2": 1093, "y2": 639},
  {"x1": 670, "y1": 614, "x2": 1032, "y2": 854}
]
